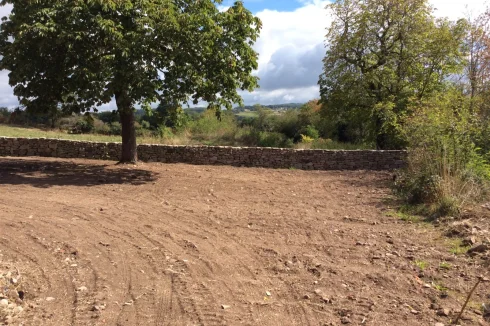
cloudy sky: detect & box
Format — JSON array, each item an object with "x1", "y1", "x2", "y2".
[{"x1": 0, "y1": 0, "x2": 488, "y2": 109}]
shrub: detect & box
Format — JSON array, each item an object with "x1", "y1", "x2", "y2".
[
  {"x1": 275, "y1": 109, "x2": 300, "y2": 139},
  {"x1": 70, "y1": 115, "x2": 94, "y2": 134},
  {"x1": 300, "y1": 125, "x2": 320, "y2": 140},
  {"x1": 58, "y1": 115, "x2": 79, "y2": 131},
  {"x1": 395, "y1": 90, "x2": 490, "y2": 217},
  {"x1": 256, "y1": 131, "x2": 292, "y2": 148},
  {"x1": 0, "y1": 107, "x2": 10, "y2": 123},
  {"x1": 97, "y1": 110, "x2": 119, "y2": 124},
  {"x1": 253, "y1": 107, "x2": 279, "y2": 132},
  {"x1": 93, "y1": 118, "x2": 111, "y2": 135},
  {"x1": 140, "y1": 120, "x2": 151, "y2": 130},
  {"x1": 188, "y1": 110, "x2": 238, "y2": 141},
  {"x1": 300, "y1": 134, "x2": 314, "y2": 143},
  {"x1": 109, "y1": 122, "x2": 122, "y2": 135},
  {"x1": 157, "y1": 125, "x2": 174, "y2": 139}
]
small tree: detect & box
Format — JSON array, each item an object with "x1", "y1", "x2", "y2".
[
  {"x1": 155, "y1": 102, "x2": 188, "y2": 130},
  {"x1": 319, "y1": 0, "x2": 466, "y2": 149},
  {"x1": 0, "y1": 0, "x2": 261, "y2": 162}
]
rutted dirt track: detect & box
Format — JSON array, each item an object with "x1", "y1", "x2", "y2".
[{"x1": 0, "y1": 157, "x2": 488, "y2": 326}]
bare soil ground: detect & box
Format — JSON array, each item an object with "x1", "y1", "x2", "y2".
[{"x1": 0, "y1": 157, "x2": 489, "y2": 326}]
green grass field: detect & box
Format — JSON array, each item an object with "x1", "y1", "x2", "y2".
[
  {"x1": 0, "y1": 124, "x2": 375, "y2": 150},
  {"x1": 0, "y1": 124, "x2": 156, "y2": 144}
]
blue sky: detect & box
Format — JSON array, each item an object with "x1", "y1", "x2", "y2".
[
  {"x1": 223, "y1": 0, "x2": 306, "y2": 13},
  {"x1": 0, "y1": 0, "x2": 488, "y2": 109}
]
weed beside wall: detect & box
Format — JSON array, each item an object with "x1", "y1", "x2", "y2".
[{"x1": 395, "y1": 91, "x2": 490, "y2": 217}]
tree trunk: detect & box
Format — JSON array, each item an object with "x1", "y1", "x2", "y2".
[
  {"x1": 115, "y1": 91, "x2": 137, "y2": 163},
  {"x1": 375, "y1": 115, "x2": 387, "y2": 150}
]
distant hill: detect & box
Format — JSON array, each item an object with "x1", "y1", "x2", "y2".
[
  {"x1": 130, "y1": 103, "x2": 304, "y2": 118},
  {"x1": 233, "y1": 103, "x2": 304, "y2": 112},
  {"x1": 180, "y1": 103, "x2": 304, "y2": 112}
]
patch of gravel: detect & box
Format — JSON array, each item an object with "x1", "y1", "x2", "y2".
[{"x1": 0, "y1": 263, "x2": 26, "y2": 325}]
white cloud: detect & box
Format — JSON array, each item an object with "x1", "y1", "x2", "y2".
[
  {"x1": 430, "y1": 0, "x2": 489, "y2": 21},
  {"x1": 0, "y1": 71, "x2": 16, "y2": 108},
  {"x1": 253, "y1": 1, "x2": 330, "y2": 68},
  {"x1": 243, "y1": 0, "x2": 490, "y2": 105},
  {"x1": 240, "y1": 86, "x2": 321, "y2": 105},
  {"x1": 257, "y1": 43, "x2": 325, "y2": 91},
  {"x1": 240, "y1": 0, "x2": 330, "y2": 104}
]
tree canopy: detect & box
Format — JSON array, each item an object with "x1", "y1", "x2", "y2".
[
  {"x1": 319, "y1": 0, "x2": 467, "y2": 149},
  {"x1": 0, "y1": 0, "x2": 262, "y2": 161}
]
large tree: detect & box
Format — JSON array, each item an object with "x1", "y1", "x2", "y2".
[
  {"x1": 319, "y1": 0, "x2": 466, "y2": 149},
  {"x1": 0, "y1": 0, "x2": 261, "y2": 162}
]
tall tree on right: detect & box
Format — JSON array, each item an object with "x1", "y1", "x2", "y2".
[
  {"x1": 462, "y1": 10, "x2": 490, "y2": 155},
  {"x1": 318, "y1": 0, "x2": 466, "y2": 149},
  {"x1": 463, "y1": 11, "x2": 490, "y2": 115}
]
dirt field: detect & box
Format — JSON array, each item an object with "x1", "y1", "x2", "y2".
[{"x1": 0, "y1": 157, "x2": 488, "y2": 326}]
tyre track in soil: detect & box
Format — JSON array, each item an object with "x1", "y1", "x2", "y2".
[
  {"x1": 1, "y1": 157, "x2": 488, "y2": 326},
  {"x1": 139, "y1": 196, "x2": 311, "y2": 325}
]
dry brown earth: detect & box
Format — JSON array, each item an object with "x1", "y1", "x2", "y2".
[{"x1": 0, "y1": 157, "x2": 488, "y2": 326}]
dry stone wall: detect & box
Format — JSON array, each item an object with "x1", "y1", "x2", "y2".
[{"x1": 0, "y1": 137, "x2": 407, "y2": 170}]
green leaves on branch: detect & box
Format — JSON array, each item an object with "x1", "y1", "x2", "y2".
[
  {"x1": 395, "y1": 89, "x2": 490, "y2": 215},
  {"x1": 319, "y1": 0, "x2": 467, "y2": 149},
  {"x1": 0, "y1": 0, "x2": 262, "y2": 113}
]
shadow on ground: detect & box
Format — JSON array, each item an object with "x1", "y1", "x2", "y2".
[{"x1": 0, "y1": 158, "x2": 158, "y2": 188}]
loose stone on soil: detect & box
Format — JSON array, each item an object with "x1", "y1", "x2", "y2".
[
  {"x1": 437, "y1": 308, "x2": 450, "y2": 317},
  {"x1": 468, "y1": 244, "x2": 489, "y2": 255}
]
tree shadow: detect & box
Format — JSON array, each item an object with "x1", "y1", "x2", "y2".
[{"x1": 0, "y1": 158, "x2": 158, "y2": 188}]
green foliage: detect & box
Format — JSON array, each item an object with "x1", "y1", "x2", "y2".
[
  {"x1": 0, "y1": 0, "x2": 262, "y2": 160},
  {"x1": 189, "y1": 110, "x2": 234, "y2": 135},
  {"x1": 157, "y1": 126, "x2": 174, "y2": 140},
  {"x1": 70, "y1": 115, "x2": 94, "y2": 134},
  {"x1": 396, "y1": 211, "x2": 422, "y2": 223},
  {"x1": 255, "y1": 131, "x2": 293, "y2": 148},
  {"x1": 414, "y1": 260, "x2": 429, "y2": 271},
  {"x1": 140, "y1": 120, "x2": 151, "y2": 130},
  {"x1": 319, "y1": 0, "x2": 467, "y2": 148},
  {"x1": 274, "y1": 109, "x2": 300, "y2": 139},
  {"x1": 97, "y1": 111, "x2": 119, "y2": 124},
  {"x1": 448, "y1": 239, "x2": 472, "y2": 255},
  {"x1": 300, "y1": 134, "x2": 314, "y2": 143},
  {"x1": 92, "y1": 118, "x2": 111, "y2": 135},
  {"x1": 155, "y1": 103, "x2": 189, "y2": 131},
  {"x1": 395, "y1": 89, "x2": 490, "y2": 217},
  {"x1": 439, "y1": 262, "x2": 452, "y2": 270},
  {"x1": 253, "y1": 107, "x2": 279, "y2": 132},
  {"x1": 0, "y1": 0, "x2": 262, "y2": 111},
  {"x1": 432, "y1": 283, "x2": 448, "y2": 292},
  {"x1": 109, "y1": 122, "x2": 122, "y2": 136},
  {"x1": 300, "y1": 125, "x2": 320, "y2": 140},
  {"x1": 251, "y1": 105, "x2": 323, "y2": 143},
  {"x1": 0, "y1": 107, "x2": 10, "y2": 124}
]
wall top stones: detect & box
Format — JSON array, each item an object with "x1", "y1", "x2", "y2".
[{"x1": 0, "y1": 137, "x2": 407, "y2": 170}]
